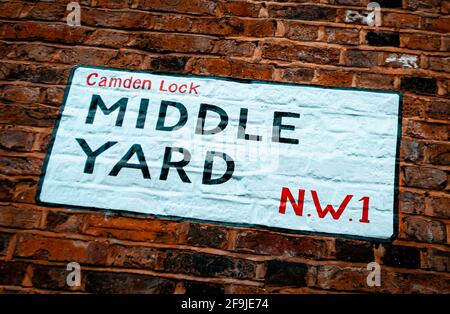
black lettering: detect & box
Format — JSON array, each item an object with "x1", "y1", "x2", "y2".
[
  {"x1": 136, "y1": 98, "x2": 149, "y2": 129},
  {"x1": 85, "y1": 94, "x2": 128, "y2": 127},
  {"x1": 159, "y1": 147, "x2": 191, "y2": 183},
  {"x1": 238, "y1": 108, "x2": 262, "y2": 141},
  {"x1": 202, "y1": 151, "x2": 234, "y2": 185},
  {"x1": 76, "y1": 138, "x2": 118, "y2": 174},
  {"x1": 155, "y1": 100, "x2": 188, "y2": 131},
  {"x1": 195, "y1": 103, "x2": 228, "y2": 135},
  {"x1": 272, "y1": 112, "x2": 300, "y2": 145},
  {"x1": 109, "y1": 144, "x2": 151, "y2": 179}
]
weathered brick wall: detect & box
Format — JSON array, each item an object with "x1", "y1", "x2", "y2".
[{"x1": 0, "y1": 0, "x2": 449, "y2": 294}]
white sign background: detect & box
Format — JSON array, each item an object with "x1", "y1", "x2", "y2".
[{"x1": 37, "y1": 66, "x2": 401, "y2": 240}]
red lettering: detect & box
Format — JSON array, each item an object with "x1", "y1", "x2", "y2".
[
  {"x1": 311, "y1": 190, "x2": 353, "y2": 220},
  {"x1": 359, "y1": 196, "x2": 370, "y2": 223},
  {"x1": 189, "y1": 83, "x2": 199, "y2": 95},
  {"x1": 159, "y1": 80, "x2": 167, "y2": 92},
  {"x1": 142, "y1": 79, "x2": 151, "y2": 90},
  {"x1": 133, "y1": 79, "x2": 141, "y2": 89},
  {"x1": 168, "y1": 83, "x2": 178, "y2": 93},
  {"x1": 86, "y1": 72, "x2": 98, "y2": 86},
  {"x1": 278, "y1": 187, "x2": 305, "y2": 216},
  {"x1": 179, "y1": 84, "x2": 187, "y2": 93}
]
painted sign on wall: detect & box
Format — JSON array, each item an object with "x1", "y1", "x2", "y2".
[{"x1": 37, "y1": 66, "x2": 401, "y2": 240}]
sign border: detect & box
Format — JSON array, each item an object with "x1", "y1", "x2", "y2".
[{"x1": 36, "y1": 64, "x2": 402, "y2": 242}]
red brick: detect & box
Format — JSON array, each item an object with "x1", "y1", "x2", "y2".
[
  {"x1": 424, "y1": 143, "x2": 450, "y2": 166},
  {"x1": 0, "y1": 103, "x2": 59, "y2": 128},
  {"x1": 0, "y1": 232, "x2": 12, "y2": 256},
  {"x1": 401, "y1": 138, "x2": 424, "y2": 163},
  {"x1": 45, "y1": 211, "x2": 84, "y2": 234},
  {"x1": 355, "y1": 72, "x2": 395, "y2": 89},
  {"x1": 14, "y1": 234, "x2": 108, "y2": 264},
  {"x1": 84, "y1": 215, "x2": 181, "y2": 243},
  {"x1": 84, "y1": 29, "x2": 131, "y2": 48},
  {"x1": 324, "y1": 27, "x2": 359, "y2": 45},
  {"x1": 426, "y1": 100, "x2": 450, "y2": 120},
  {"x1": 315, "y1": 265, "x2": 372, "y2": 292},
  {"x1": 404, "y1": 120, "x2": 448, "y2": 141},
  {"x1": 443, "y1": 0, "x2": 450, "y2": 13},
  {"x1": 382, "y1": 270, "x2": 450, "y2": 293},
  {"x1": 429, "y1": 56, "x2": 450, "y2": 73},
  {"x1": 280, "y1": 67, "x2": 315, "y2": 83},
  {"x1": 14, "y1": 234, "x2": 88, "y2": 262},
  {"x1": 401, "y1": 96, "x2": 427, "y2": 118},
  {"x1": 0, "y1": 126, "x2": 36, "y2": 152},
  {"x1": 85, "y1": 271, "x2": 176, "y2": 293},
  {"x1": 0, "y1": 21, "x2": 94, "y2": 45},
  {"x1": 0, "y1": 261, "x2": 28, "y2": 286},
  {"x1": 268, "y1": 4, "x2": 336, "y2": 21},
  {"x1": 82, "y1": 8, "x2": 155, "y2": 29},
  {"x1": 128, "y1": 33, "x2": 256, "y2": 57},
  {"x1": 265, "y1": 260, "x2": 308, "y2": 286},
  {"x1": 135, "y1": 0, "x2": 217, "y2": 16},
  {"x1": 106, "y1": 245, "x2": 160, "y2": 269},
  {"x1": 0, "y1": 61, "x2": 70, "y2": 85},
  {"x1": 185, "y1": 223, "x2": 228, "y2": 249},
  {"x1": 425, "y1": 195, "x2": 450, "y2": 219},
  {"x1": 403, "y1": 166, "x2": 448, "y2": 190},
  {"x1": 0, "y1": 85, "x2": 41, "y2": 103},
  {"x1": 90, "y1": 0, "x2": 133, "y2": 9},
  {"x1": 230, "y1": 60, "x2": 273, "y2": 80},
  {"x1": 53, "y1": 46, "x2": 119, "y2": 66},
  {"x1": 315, "y1": 69, "x2": 353, "y2": 87},
  {"x1": 161, "y1": 250, "x2": 257, "y2": 279},
  {"x1": 261, "y1": 42, "x2": 341, "y2": 64},
  {"x1": 149, "y1": 13, "x2": 191, "y2": 33},
  {"x1": 399, "y1": 191, "x2": 425, "y2": 215},
  {"x1": 400, "y1": 215, "x2": 447, "y2": 243},
  {"x1": 0, "y1": 2, "x2": 23, "y2": 18},
  {"x1": 235, "y1": 230, "x2": 333, "y2": 259},
  {"x1": 316, "y1": 263, "x2": 450, "y2": 293},
  {"x1": 217, "y1": 0, "x2": 261, "y2": 17},
  {"x1": 345, "y1": 50, "x2": 378, "y2": 68},
  {"x1": 335, "y1": 239, "x2": 374, "y2": 263},
  {"x1": 0, "y1": 156, "x2": 43, "y2": 176},
  {"x1": 150, "y1": 56, "x2": 188, "y2": 73},
  {"x1": 381, "y1": 244, "x2": 421, "y2": 268},
  {"x1": 401, "y1": 33, "x2": 441, "y2": 51},
  {"x1": 37, "y1": 133, "x2": 52, "y2": 153},
  {"x1": 108, "y1": 50, "x2": 147, "y2": 70},
  {"x1": 405, "y1": 0, "x2": 444, "y2": 13},
  {"x1": 42, "y1": 86, "x2": 64, "y2": 106},
  {"x1": 422, "y1": 17, "x2": 450, "y2": 33},
  {"x1": 284, "y1": 22, "x2": 319, "y2": 41},
  {"x1": 32, "y1": 264, "x2": 79, "y2": 291},
  {"x1": 211, "y1": 40, "x2": 256, "y2": 57},
  {"x1": 0, "y1": 203, "x2": 42, "y2": 229},
  {"x1": 0, "y1": 177, "x2": 38, "y2": 204},
  {"x1": 18, "y1": 2, "x2": 66, "y2": 21},
  {"x1": 191, "y1": 17, "x2": 275, "y2": 37},
  {"x1": 335, "y1": 0, "x2": 362, "y2": 5},
  {"x1": 186, "y1": 57, "x2": 232, "y2": 76},
  {"x1": 422, "y1": 249, "x2": 450, "y2": 272},
  {"x1": 382, "y1": 12, "x2": 420, "y2": 29}
]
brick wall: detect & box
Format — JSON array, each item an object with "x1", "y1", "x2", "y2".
[{"x1": 0, "y1": 0, "x2": 449, "y2": 294}]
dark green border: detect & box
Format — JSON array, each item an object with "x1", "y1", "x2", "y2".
[{"x1": 35, "y1": 64, "x2": 403, "y2": 243}]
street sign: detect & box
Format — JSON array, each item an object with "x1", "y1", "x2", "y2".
[{"x1": 37, "y1": 65, "x2": 401, "y2": 240}]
